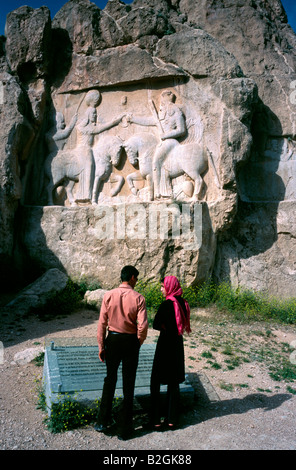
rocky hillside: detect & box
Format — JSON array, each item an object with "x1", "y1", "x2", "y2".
[{"x1": 0, "y1": 0, "x2": 295, "y2": 296}]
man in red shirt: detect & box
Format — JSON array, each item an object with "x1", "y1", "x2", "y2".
[{"x1": 96, "y1": 265, "x2": 148, "y2": 440}]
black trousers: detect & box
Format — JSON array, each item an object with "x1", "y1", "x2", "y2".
[
  {"x1": 150, "y1": 370, "x2": 180, "y2": 425},
  {"x1": 99, "y1": 332, "x2": 140, "y2": 431}
]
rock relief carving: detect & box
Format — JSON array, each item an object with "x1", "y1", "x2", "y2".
[
  {"x1": 45, "y1": 90, "x2": 125, "y2": 206},
  {"x1": 44, "y1": 88, "x2": 220, "y2": 206},
  {"x1": 127, "y1": 90, "x2": 187, "y2": 199},
  {"x1": 125, "y1": 90, "x2": 220, "y2": 201},
  {"x1": 124, "y1": 132, "x2": 217, "y2": 202}
]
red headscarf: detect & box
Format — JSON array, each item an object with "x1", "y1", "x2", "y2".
[{"x1": 164, "y1": 276, "x2": 191, "y2": 336}]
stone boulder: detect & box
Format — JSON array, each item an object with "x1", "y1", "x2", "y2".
[
  {"x1": 13, "y1": 347, "x2": 44, "y2": 365},
  {"x1": 84, "y1": 288, "x2": 108, "y2": 307},
  {"x1": 3, "y1": 268, "x2": 68, "y2": 316},
  {"x1": 156, "y1": 29, "x2": 243, "y2": 79}
]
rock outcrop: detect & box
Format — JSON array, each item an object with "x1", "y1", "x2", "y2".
[
  {"x1": 2, "y1": 268, "x2": 68, "y2": 316},
  {"x1": 0, "y1": 0, "x2": 295, "y2": 296}
]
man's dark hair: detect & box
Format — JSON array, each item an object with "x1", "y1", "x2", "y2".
[{"x1": 121, "y1": 265, "x2": 139, "y2": 282}]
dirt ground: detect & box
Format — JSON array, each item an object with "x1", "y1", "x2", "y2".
[{"x1": 1, "y1": 303, "x2": 296, "y2": 451}]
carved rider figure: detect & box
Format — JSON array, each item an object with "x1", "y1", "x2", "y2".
[
  {"x1": 128, "y1": 90, "x2": 186, "y2": 198},
  {"x1": 154, "y1": 90, "x2": 186, "y2": 197},
  {"x1": 74, "y1": 91, "x2": 125, "y2": 203}
]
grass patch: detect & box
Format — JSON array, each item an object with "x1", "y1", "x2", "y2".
[
  {"x1": 219, "y1": 381, "x2": 234, "y2": 392},
  {"x1": 211, "y1": 282, "x2": 296, "y2": 324},
  {"x1": 224, "y1": 356, "x2": 242, "y2": 370},
  {"x1": 137, "y1": 279, "x2": 296, "y2": 325},
  {"x1": 269, "y1": 360, "x2": 296, "y2": 382},
  {"x1": 201, "y1": 351, "x2": 214, "y2": 359},
  {"x1": 28, "y1": 277, "x2": 296, "y2": 326},
  {"x1": 32, "y1": 352, "x2": 45, "y2": 367},
  {"x1": 210, "y1": 362, "x2": 222, "y2": 370}
]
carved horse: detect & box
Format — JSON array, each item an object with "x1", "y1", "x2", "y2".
[
  {"x1": 124, "y1": 133, "x2": 158, "y2": 201},
  {"x1": 123, "y1": 133, "x2": 219, "y2": 201},
  {"x1": 45, "y1": 135, "x2": 124, "y2": 206},
  {"x1": 91, "y1": 135, "x2": 124, "y2": 204}
]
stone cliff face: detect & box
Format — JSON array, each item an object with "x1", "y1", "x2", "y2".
[
  {"x1": 177, "y1": 0, "x2": 296, "y2": 296},
  {"x1": 0, "y1": 0, "x2": 295, "y2": 295}
]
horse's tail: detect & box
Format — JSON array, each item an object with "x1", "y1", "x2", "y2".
[{"x1": 207, "y1": 148, "x2": 221, "y2": 189}]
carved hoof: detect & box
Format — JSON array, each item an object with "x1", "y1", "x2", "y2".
[
  {"x1": 70, "y1": 202, "x2": 78, "y2": 207},
  {"x1": 92, "y1": 201, "x2": 98, "y2": 206},
  {"x1": 131, "y1": 188, "x2": 138, "y2": 196},
  {"x1": 190, "y1": 196, "x2": 200, "y2": 204}
]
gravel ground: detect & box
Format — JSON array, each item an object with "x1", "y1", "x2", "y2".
[{"x1": 1, "y1": 304, "x2": 296, "y2": 451}]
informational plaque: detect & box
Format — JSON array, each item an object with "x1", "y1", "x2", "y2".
[{"x1": 43, "y1": 338, "x2": 194, "y2": 415}]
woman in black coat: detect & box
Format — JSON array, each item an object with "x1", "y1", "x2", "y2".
[{"x1": 150, "y1": 276, "x2": 191, "y2": 429}]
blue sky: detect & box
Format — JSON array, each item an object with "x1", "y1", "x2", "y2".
[
  {"x1": 0, "y1": 1, "x2": 132, "y2": 35},
  {"x1": 0, "y1": 0, "x2": 295, "y2": 37}
]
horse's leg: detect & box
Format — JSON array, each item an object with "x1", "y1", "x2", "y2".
[
  {"x1": 109, "y1": 173, "x2": 124, "y2": 197},
  {"x1": 153, "y1": 140, "x2": 177, "y2": 198},
  {"x1": 161, "y1": 167, "x2": 173, "y2": 198},
  {"x1": 191, "y1": 172, "x2": 203, "y2": 201},
  {"x1": 47, "y1": 170, "x2": 64, "y2": 205},
  {"x1": 92, "y1": 174, "x2": 99, "y2": 205},
  {"x1": 65, "y1": 180, "x2": 77, "y2": 206},
  {"x1": 146, "y1": 173, "x2": 154, "y2": 201},
  {"x1": 92, "y1": 174, "x2": 104, "y2": 205},
  {"x1": 126, "y1": 171, "x2": 142, "y2": 196},
  {"x1": 45, "y1": 163, "x2": 60, "y2": 205}
]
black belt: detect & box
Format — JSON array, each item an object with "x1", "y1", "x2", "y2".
[{"x1": 108, "y1": 330, "x2": 136, "y2": 336}]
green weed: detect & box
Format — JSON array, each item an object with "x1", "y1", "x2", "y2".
[
  {"x1": 219, "y1": 283, "x2": 296, "y2": 324},
  {"x1": 219, "y1": 382, "x2": 234, "y2": 391},
  {"x1": 32, "y1": 352, "x2": 45, "y2": 367},
  {"x1": 44, "y1": 397, "x2": 100, "y2": 433},
  {"x1": 201, "y1": 351, "x2": 213, "y2": 359},
  {"x1": 30, "y1": 279, "x2": 85, "y2": 320}
]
